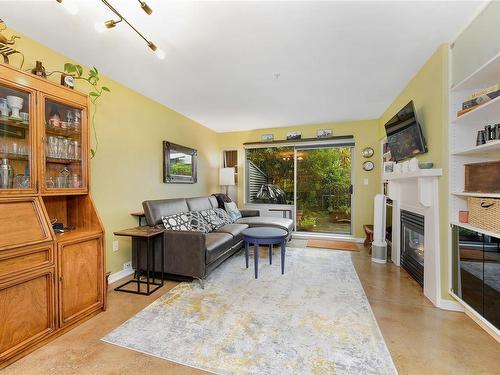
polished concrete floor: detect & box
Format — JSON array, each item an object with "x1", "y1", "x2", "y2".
[{"x1": 4, "y1": 240, "x2": 500, "y2": 374}]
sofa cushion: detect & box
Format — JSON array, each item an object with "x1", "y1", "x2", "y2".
[
  {"x1": 236, "y1": 216, "x2": 293, "y2": 233},
  {"x1": 199, "y1": 209, "x2": 225, "y2": 231},
  {"x1": 205, "y1": 232, "x2": 233, "y2": 264},
  {"x1": 143, "y1": 198, "x2": 189, "y2": 226},
  {"x1": 161, "y1": 212, "x2": 193, "y2": 231},
  {"x1": 215, "y1": 224, "x2": 249, "y2": 243},
  {"x1": 186, "y1": 197, "x2": 214, "y2": 212}
]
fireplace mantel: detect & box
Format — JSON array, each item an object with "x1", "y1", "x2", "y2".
[
  {"x1": 384, "y1": 168, "x2": 443, "y2": 308},
  {"x1": 385, "y1": 169, "x2": 442, "y2": 207}
]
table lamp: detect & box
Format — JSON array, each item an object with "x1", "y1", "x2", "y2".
[{"x1": 219, "y1": 167, "x2": 235, "y2": 195}]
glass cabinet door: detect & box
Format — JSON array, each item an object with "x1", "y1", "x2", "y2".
[
  {"x1": 458, "y1": 227, "x2": 484, "y2": 315},
  {"x1": 42, "y1": 97, "x2": 87, "y2": 193},
  {"x1": 483, "y1": 235, "x2": 500, "y2": 329},
  {"x1": 0, "y1": 82, "x2": 35, "y2": 193}
]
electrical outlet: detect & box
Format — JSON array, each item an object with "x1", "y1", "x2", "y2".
[
  {"x1": 123, "y1": 261, "x2": 132, "y2": 271},
  {"x1": 363, "y1": 178, "x2": 369, "y2": 185},
  {"x1": 112, "y1": 240, "x2": 119, "y2": 252}
]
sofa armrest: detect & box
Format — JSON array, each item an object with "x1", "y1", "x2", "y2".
[
  {"x1": 163, "y1": 230, "x2": 206, "y2": 279},
  {"x1": 240, "y1": 209, "x2": 260, "y2": 217}
]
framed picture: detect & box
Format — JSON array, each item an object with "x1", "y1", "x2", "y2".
[
  {"x1": 163, "y1": 141, "x2": 198, "y2": 184},
  {"x1": 261, "y1": 134, "x2": 274, "y2": 142},
  {"x1": 286, "y1": 131, "x2": 301, "y2": 140},
  {"x1": 317, "y1": 129, "x2": 333, "y2": 139}
]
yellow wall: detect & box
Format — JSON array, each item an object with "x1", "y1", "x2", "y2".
[
  {"x1": 218, "y1": 120, "x2": 381, "y2": 238},
  {"x1": 8, "y1": 29, "x2": 220, "y2": 274},
  {"x1": 378, "y1": 44, "x2": 450, "y2": 299}
]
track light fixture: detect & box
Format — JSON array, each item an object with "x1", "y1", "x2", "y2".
[
  {"x1": 138, "y1": 0, "x2": 153, "y2": 15},
  {"x1": 56, "y1": 0, "x2": 164, "y2": 59}
]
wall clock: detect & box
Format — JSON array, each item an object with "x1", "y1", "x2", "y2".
[
  {"x1": 362, "y1": 147, "x2": 374, "y2": 158},
  {"x1": 363, "y1": 161, "x2": 374, "y2": 171}
]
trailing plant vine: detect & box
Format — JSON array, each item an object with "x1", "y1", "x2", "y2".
[{"x1": 63, "y1": 63, "x2": 110, "y2": 158}]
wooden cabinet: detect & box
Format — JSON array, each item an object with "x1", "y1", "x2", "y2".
[
  {"x1": 0, "y1": 63, "x2": 105, "y2": 369},
  {"x1": 58, "y1": 235, "x2": 103, "y2": 327}
]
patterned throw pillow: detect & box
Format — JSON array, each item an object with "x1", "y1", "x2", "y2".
[
  {"x1": 214, "y1": 207, "x2": 233, "y2": 225},
  {"x1": 224, "y1": 201, "x2": 242, "y2": 222},
  {"x1": 161, "y1": 212, "x2": 193, "y2": 231},
  {"x1": 199, "y1": 209, "x2": 225, "y2": 231},
  {"x1": 190, "y1": 211, "x2": 213, "y2": 233}
]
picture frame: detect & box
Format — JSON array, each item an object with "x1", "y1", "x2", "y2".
[
  {"x1": 261, "y1": 134, "x2": 274, "y2": 142},
  {"x1": 317, "y1": 129, "x2": 333, "y2": 139},
  {"x1": 163, "y1": 141, "x2": 198, "y2": 184},
  {"x1": 286, "y1": 131, "x2": 301, "y2": 140}
]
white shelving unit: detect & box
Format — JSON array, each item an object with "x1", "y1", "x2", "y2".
[
  {"x1": 449, "y1": 50, "x2": 500, "y2": 341},
  {"x1": 449, "y1": 51, "x2": 500, "y2": 222}
]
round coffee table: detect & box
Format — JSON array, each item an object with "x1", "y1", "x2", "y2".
[{"x1": 242, "y1": 227, "x2": 288, "y2": 279}]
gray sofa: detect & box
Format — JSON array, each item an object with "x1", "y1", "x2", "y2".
[{"x1": 137, "y1": 196, "x2": 293, "y2": 284}]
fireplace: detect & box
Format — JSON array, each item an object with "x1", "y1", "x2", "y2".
[{"x1": 400, "y1": 210, "x2": 425, "y2": 286}]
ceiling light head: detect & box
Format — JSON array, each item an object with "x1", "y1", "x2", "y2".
[
  {"x1": 148, "y1": 42, "x2": 165, "y2": 60},
  {"x1": 95, "y1": 19, "x2": 121, "y2": 33},
  {"x1": 105, "y1": 19, "x2": 118, "y2": 29},
  {"x1": 139, "y1": 1, "x2": 153, "y2": 15},
  {"x1": 56, "y1": 0, "x2": 78, "y2": 15}
]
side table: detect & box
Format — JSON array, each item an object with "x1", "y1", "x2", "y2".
[{"x1": 113, "y1": 226, "x2": 165, "y2": 295}]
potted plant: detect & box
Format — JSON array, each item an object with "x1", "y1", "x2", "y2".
[{"x1": 299, "y1": 215, "x2": 317, "y2": 231}]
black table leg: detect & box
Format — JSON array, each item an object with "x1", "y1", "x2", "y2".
[
  {"x1": 269, "y1": 244, "x2": 272, "y2": 264},
  {"x1": 160, "y1": 236, "x2": 165, "y2": 286},
  {"x1": 146, "y1": 237, "x2": 150, "y2": 294}
]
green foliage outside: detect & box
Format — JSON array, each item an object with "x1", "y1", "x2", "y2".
[
  {"x1": 171, "y1": 163, "x2": 192, "y2": 176},
  {"x1": 247, "y1": 147, "x2": 352, "y2": 230}
]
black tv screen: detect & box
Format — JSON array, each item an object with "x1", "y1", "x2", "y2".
[{"x1": 384, "y1": 101, "x2": 428, "y2": 161}]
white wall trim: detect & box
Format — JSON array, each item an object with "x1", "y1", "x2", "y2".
[
  {"x1": 293, "y1": 232, "x2": 364, "y2": 243},
  {"x1": 108, "y1": 269, "x2": 134, "y2": 285},
  {"x1": 437, "y1": 297, "x2": 464, "y2": 312}
]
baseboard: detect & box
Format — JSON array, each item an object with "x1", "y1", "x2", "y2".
[
  {"x1": 449, "y1": 291, "x2": 500, "y2": 343},
  {"x1": 293, "y1": 232, "x2": 364, "y2": 243},
  {"x1": 437, "y1": 297, "x2": 464, "y2": 312},
  {"x1": 108, "y1": 269, "x2": 134, "y2": 284}
]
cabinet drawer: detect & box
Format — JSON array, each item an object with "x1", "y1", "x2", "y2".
[{"x1": 0, "y1": 245, "x2": 53, "y2": 281}]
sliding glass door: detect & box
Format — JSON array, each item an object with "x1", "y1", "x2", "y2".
[{"x1": 295, "y1": 146, "x2": 353, "y2": 234}]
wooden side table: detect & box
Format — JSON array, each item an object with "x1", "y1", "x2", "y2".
[
  {"x1": 113, "y1": 226, "x2": 165, "y2": 295},
  {"x1": 131, "y1": 211, "x2": 146, "y2": 226}
]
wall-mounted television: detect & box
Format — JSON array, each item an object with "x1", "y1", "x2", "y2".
[{"x1": 384, "y1": 101, "x2": 428, "y2": 162}]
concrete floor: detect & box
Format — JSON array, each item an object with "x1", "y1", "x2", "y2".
[{"x1": 4, "y1": 240, "x2": 500, "y2": 375}]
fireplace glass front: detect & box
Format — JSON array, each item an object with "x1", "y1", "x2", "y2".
[{"x1": 401, "y1": 210, "x2": 424, "y2": 286}]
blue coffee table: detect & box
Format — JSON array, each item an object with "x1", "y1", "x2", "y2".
[{"x1": 242, "y1": 227, "x2": 288, "y2": 279}]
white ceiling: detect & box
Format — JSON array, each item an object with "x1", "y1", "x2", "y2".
[{"x1": 2, "y1": 1, "x2": 482, "y2": 132}]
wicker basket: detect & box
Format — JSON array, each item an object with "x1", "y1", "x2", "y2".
[{"x1": 468, "y1": 197, "x2": 500, "y2": 233}]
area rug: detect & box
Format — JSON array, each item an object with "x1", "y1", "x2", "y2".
[
  {"x1": 307, "y1": 239, "x2": 360, "y2": 251},
  {"x1": 102, "y1": 248, "x2": 396, "y2": 375}
]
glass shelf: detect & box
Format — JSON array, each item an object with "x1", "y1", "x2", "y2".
[
  {"x1": 44, "y1": 99, "x2": 84, "y2": 190},
  {"x1": 0, "y1": 84, "x2": 32, "y2": 191}
]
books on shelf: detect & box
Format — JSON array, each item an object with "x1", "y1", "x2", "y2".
[{"x1": 457, "y1": 84, "x2": 500, "y2": 116}]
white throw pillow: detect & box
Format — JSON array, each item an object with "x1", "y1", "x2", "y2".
[{"x1": 224, "y1": 201, "x2": 242, "y2": 222}]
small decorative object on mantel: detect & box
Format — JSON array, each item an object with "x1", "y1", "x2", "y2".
[
  {"x1": 362, "y1": 147, "x2": 374, "y2": 158},
  {"x1": 261, "y1": 134, "x2": 274, "y2": 142},
  {"x1": 317, "y1": 129, "x2": 332, "y2": 139},
  {"x1": 418, "y1": 162, "x2": 434, "y2": 169},
  {"x1": 0, "y1": 19, "x2": 24, "y2": 68},
  {"x1": 383, "y1": 161, "x2": 394, "y2": 173},
  {"x1": 363, "y1": 161, "x2": 374, "y2": 171},
  {"x1": 286, "y1": 131, "x2": 301, "y2": 140},
  {"x1": 31, "y1": 61, "x2": 47, "y2": 78}
]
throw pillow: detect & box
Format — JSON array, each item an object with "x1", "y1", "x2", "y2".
[
  {"x1": 161, "y1": 212, "x2": 193, "y2": 231},
  {"x1": 214, "y1": 207, "x2": 232, "y2": 225},
  {"x1": 224, "y1": 201, "x2": 242, "y2": 222},
  {"x1": 190, "y1": 211, "x2": 212, "y2": 233},
  {"x1": 199, "y1": 209, "x2": 225, "y2": 231}
]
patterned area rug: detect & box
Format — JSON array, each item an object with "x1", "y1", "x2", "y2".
[{"x1": 102, "y1": 248, "x2": 397, "y2": 375}]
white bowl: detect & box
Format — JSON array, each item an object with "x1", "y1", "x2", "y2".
[{"x1": 6, "y1": 95, "x2": 23, "y2": 109}]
